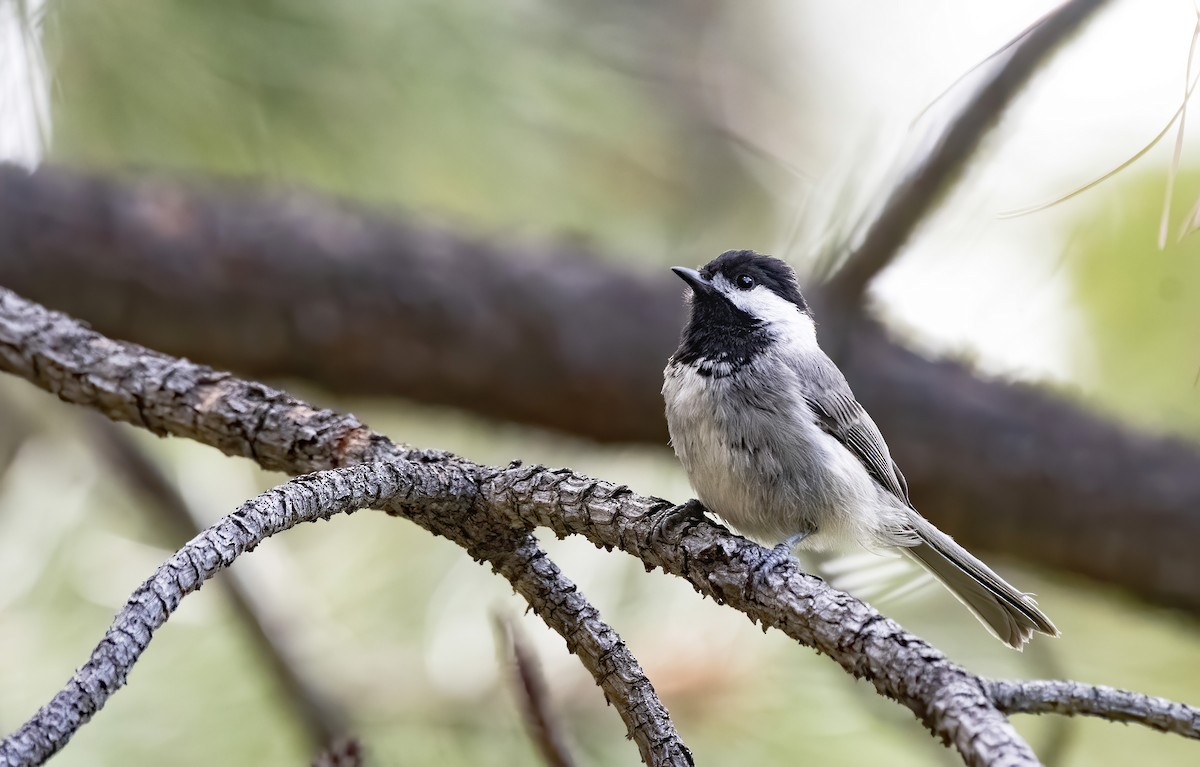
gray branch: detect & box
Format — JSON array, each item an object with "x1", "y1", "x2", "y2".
[
  {"x1": 9, "y1": 157, "x2": 1200, "y2": 619},
  {"x1": 824, "y1": 0, "x2": 1113, "y2": 302},
  {"x1": 2, "y1": 285, "x2": 1198, "y2": 766},
  {"x1": 990, "y1": 679, "x2": 1200, "y2": 739},
  {"x1": 0, "y1": 463, "x2": 411, "y2": 767},
  {"x1": 85, "y1": 415, "x2": 348, "y2": 751},
  {"x1": 0, "y1": 287, "x2": 690, "y2": 767},
  {"x1": 0, "y1": 285, "x2": 1024, "y2": 765}
]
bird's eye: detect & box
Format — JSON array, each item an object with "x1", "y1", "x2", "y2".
[{"x1": 735, "y1": 274, "x2": 755, "y2": 290}]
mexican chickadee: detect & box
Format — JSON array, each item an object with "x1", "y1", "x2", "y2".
[{"x1": 662, "y1": 249, "x2": 1058, "y2": 649}]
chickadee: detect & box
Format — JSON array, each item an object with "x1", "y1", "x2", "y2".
[{"x1": 662, "y1": 249, "x2": 1058, "y2": 649}]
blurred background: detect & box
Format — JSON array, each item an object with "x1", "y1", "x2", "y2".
[{"x1": 2, "y1": 0, "x2": 1200, "y2": 765}]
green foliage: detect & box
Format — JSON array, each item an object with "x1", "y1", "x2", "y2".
[
  {"x1": 44, "y1": 0, "x2": 771, "y2": 257},
  {"x1": 1068, "y1": 169, "x2": 1200, "y2": 434}
]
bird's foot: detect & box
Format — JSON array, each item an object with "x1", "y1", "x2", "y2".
[
  {"x1": 648, "y1": 498, "x2": 719, "y2": 549},
  {"x1": 746, "y1": 531, "x2": 810, "y2": 597}
]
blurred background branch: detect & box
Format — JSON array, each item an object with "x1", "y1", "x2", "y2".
[{"x1": 5, "y1": 161, "x2": 1200, "y2": 622}]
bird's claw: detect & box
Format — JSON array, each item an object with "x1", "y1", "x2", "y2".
[
  {"x1": 745, "y1": 531, "x2": 810, "y2": 597},
  {"x1": 648, "y1": 498, "x2": 713, "y2": 549}
]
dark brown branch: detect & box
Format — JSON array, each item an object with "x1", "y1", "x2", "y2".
[
  {"x1": 4, "y1": 163, "x2": 1200, "y2": 619},
  {"x1": 824, "y1": 0, "x2": 1113, "y2": 302},
  {"x1": 310, "y1": 738, "x2": 364, "y2": 767},
  {"x1": 0, "y1": 287, "x2": 690, "y2": 767},
  {"x1": 84, "y1": 415, "x2": 348, "y2": 751},
  {"x1": 0, "y1": 286, "x2": 1041, "y2": 766},
  {"x1": 989, "y1": 679, "x2": 1200, "y2": 740},
  {"x1": 0, "y1": 162, "x2": 675, "y2": 444},
  {"x1": 498, "y1": 615, "x2": 577, "y2": 767}
]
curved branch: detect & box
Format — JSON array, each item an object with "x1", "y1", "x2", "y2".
[
  {"x1": 85, "y1": 415, "x2": 348, "y2": 751},
  {"x1": 0, "y1": 463, "x2": 415, "y2": 767},
  {"x1": 7, "y1": 284, "x2": 1200, "y2": 765},
  {"x1": 990, "y1": 679, "x2": 1200, "y2": 740},
  {"x1": 825, "y1": 0, "x2": 1113, "y2": 302},
  {"x1": 0, "y1": 285, "x2": 1039, "y2": 766},
  {"x1": 0, "y1": 288, "x2": 691, "y2": 767}
]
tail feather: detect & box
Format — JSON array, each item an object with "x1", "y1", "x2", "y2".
[{"x1": 902, "y1": 514, "x2": 1058, "y2": 650}]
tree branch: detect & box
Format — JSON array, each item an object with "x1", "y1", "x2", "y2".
[
  {"x1": 0, "y1": 287, "x2": 691, "y2": 767},
  {"x1": 4, "y1": 276, "x2": 1199, "y2": 765},
  {"x1": 6, "y1": 161, "x2": 1200, "y2": 616},
  {"x1": 0, "y1": 463, "x2": 411, "y2": 767},
  {"x1": 824, "y1": 0, "x2": 1113, "y2": 303},
  {"x1": 0, "y1": 286, "x2": 1075, "y2": 767},
  {"x1": 84, "y1": 415, "x2": 348, "y2": 751},
  {"x1": 498, "y1": 615, "x2": 578, "y2": 767},
  {"x1": 989, "y1": 679, "x2": 1200, "y2": 740}
]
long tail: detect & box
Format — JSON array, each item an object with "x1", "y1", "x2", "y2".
[{"x1": 902, "y1": 514, "x2": 1058, "y2": 650}]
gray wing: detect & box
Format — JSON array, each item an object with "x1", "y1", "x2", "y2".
[{"x1": 802, "y1": 384, "x2": 912, "y2": 507}]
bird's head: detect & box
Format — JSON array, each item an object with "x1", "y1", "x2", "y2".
[
  {"x1": 672, "y1": 249, "x2": 811, "y2": 333},
  {"x1": 669, "y1": 250, "x2": 815, "y2": 372}
]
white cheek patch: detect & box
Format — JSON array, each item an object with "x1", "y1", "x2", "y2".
[{"x1": 713, "y1": 275, "x2": 817, "y2": 349}]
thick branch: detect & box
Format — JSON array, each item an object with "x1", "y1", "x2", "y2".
[
  {"x1": 989, "y1": 680, "x2": 1200, "y2": 740},
  {"x1": 0, "y1": 286, "x2": 1042, "y2": 766},
  {"x1": 825, "y1": 0, "x2": 1112, "y2": 302},
  {"x1": 6, "y1": 163, "x2": 1200, "y2": 615}
]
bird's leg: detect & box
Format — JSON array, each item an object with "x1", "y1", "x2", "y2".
[
  {"x1": 648, "y1": 498, "x2": 724, "y2": 548},
  {"x1": 747, "y1": 530, "x2": 811, "y2": 596}
]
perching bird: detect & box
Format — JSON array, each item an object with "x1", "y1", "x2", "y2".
[{"x1": 661, "y1": 249, "x2": 1057, "y2": 649}]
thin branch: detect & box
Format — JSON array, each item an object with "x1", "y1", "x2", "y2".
[
  {"x1": 84, "y1": 415, "x2": 348, "y2": 751},
  {"x1": 488, "y1": 538, "x2": 692, "y2": 767},
  {"x1": 0, "y1": 287, "x2": 691, "y2": 767},
  {"x1": 825, "y1": 0, "x2": 1113, "y2": 303},
  {"x1": 990, "y1": 679, "x2": 1200, "y2": 739},
  {"x1": 497, "y1": 615, "x2": 578, "y2": 767},
  {"x1": 310, "y1": 738, "x2": 364, "y2": 767},
  {"x1": 0, "y1": 463, "x2": 411, "y2": 767}
]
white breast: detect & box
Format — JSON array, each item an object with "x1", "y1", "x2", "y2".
[{"x1": 663, "y1": 353, "x2": 901, "y2": 553}]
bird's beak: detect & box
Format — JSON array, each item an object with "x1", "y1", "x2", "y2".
[{"x1": 671, "y1": 267, "x2": 713, "y2": 296}]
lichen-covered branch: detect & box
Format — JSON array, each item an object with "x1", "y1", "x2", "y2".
[{"x1": 990, "y1": 679, "x2": 1200, "y2": 740}]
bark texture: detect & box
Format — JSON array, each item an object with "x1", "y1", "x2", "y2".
[
  {"x1": 0, "y1": 286, "x2": 1032, "y2": 767},
  {"x1": 3, "y1": 286, "x2": 1198, "y2": 767}
]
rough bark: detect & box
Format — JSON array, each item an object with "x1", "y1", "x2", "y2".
[
  {"x1": 0, "y1": 285, "x2": 1032, "y2": 767},
  {"x1": 989, "y1": 680, "x2": 1200, "y2": 739},
  {"x1": 3, "y1": 286, "x2": 1198, "y2": 766},
  {"x1": 0, "y1": 286, "x2": 690, "y2": 767}
]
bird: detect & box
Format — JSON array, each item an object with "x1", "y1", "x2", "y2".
[{"x1": 661, "y1": 249, "x2": 1058, "y2": 649}]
